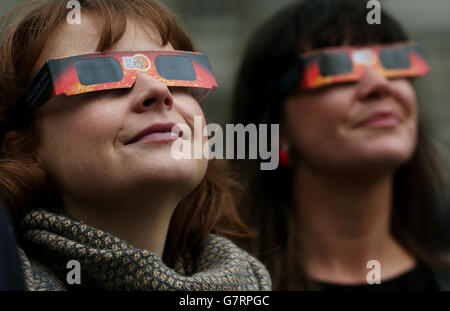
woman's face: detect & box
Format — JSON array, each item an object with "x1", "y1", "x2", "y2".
[
  {"x1": 33, "y1": 16, "x2": 208, "y2": 207},
  {"x1": 283, "y1": 67, "x2": 418, "y2": 175}
]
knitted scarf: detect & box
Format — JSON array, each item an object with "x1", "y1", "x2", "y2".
[{"x1": 19, "y1": 208, "x2": 271, "y2": 291}]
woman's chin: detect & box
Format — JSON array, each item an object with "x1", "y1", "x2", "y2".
[
  {"x1": 362, "y1": 140, "x2": 415, "y2": 162},
  {"x1": 136, "y1": 157, "x2": 208, "y2": 189},
  {"x1": 310, "y1": 145, "x2": 415, "y2": 177},
  {"x1": 344, "y1": 148, "x2": 415, "y2": 175}
]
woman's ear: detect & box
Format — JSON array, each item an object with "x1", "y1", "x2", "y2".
[{"x1": 1, "y1": 131, "x2": 29, "y2": 157}]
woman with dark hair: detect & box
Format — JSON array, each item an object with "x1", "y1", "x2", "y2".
[
  {"x1": 0, "y1": 0, "x2": 271, "y2": 291},
  {"x1": 233, "y1": 0, "x2": 450, "y2": 290}
]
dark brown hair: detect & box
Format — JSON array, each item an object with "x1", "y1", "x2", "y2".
[
  {"x1": 233, "y1": 0, "x2": 450, "y2": 290},
  {"x1": 0, "y1": 0, "x2": 251, "y2": 266}
]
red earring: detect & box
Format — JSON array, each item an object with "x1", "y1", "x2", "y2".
[{"x1": 279, "y1": 144, "x2": 290, "y2": 167}]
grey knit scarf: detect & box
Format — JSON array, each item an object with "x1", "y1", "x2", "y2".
[{"x1": 19, "y1": 209, "x2": 271, "y2": 291}]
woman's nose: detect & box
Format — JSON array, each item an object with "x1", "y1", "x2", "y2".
[
  {"x1": 356, "y1": 67, "x2": 392, "y2": 102},
  {"x1": 129, "y1": 73, "x2": 174, "y2": 113}
]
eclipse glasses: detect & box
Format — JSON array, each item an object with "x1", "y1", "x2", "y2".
[
  {"x1": 7, "y1": 50, "x2": 218, "y2": 129},
  {"x1": 282, "y1": 42, "x2": 429, "y2": 92}
]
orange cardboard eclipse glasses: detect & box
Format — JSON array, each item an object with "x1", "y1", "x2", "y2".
[
  {"x1": 7, "y1": 50, "x2": 218, "y2": 129},
  {"x1": 282, "y1": 42, "x2": 429, "y2": 92}
]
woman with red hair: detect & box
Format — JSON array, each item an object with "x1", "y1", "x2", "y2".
[{"x1": 0, "y1": 0, "x2": 271, "y2": 291}]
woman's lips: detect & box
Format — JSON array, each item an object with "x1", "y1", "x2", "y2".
[
  {"x1": 126, "y1": 122, "x2": 182, "y2": 145},
  {"x1": 135, "y1": 131, "x2": 180, "y2": 143},
  {"x1": 356, "y1": 112, "x2": 401, "y2": 128}
]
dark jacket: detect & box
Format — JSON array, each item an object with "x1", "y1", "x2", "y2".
[
  {"x1": 432, "y1": 267, "x2": 450, "y2": 290},
  {"x1": 0, "y1": 203, "x2": 25, "y2": 290}
]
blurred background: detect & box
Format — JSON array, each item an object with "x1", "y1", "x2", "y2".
[{"x1": 0, "y1": 0, "x2": 449, "y2": 171}]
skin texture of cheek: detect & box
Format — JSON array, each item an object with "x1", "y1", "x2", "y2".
[
  {"x1": 36, "y1": 101, "x2": 113, "y2": 195},
  {"x1": 284, "y1": 88, "x2": 353, "y2": 160},
  {"x1": 177, "y1": 98, "x2": 209, "y2": 185}
]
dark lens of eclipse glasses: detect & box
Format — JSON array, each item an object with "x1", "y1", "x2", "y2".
[
  {"x1": 76, "y1": 57, "x2": 124, "y2": 86},
  {"x1": 155, "y1": 55, "x2": 197, "y2": 81},
  {"x1": 379, "y1": 46, "x2": 411, "y2": 70},
  {"x1": 317, "y1": 52, "x2": 353, "y2": 76}
]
